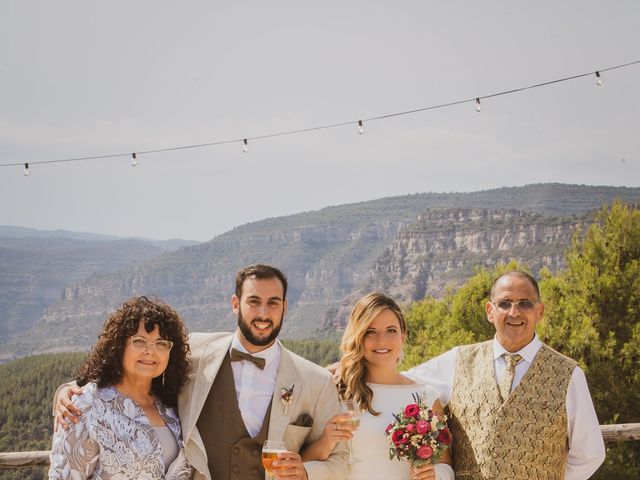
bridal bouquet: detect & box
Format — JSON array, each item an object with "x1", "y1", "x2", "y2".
[{"x1": 385, "y1": 393, "x2": 451, "y2": 467}]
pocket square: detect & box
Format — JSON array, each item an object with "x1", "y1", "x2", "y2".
[{"x1": 291, "y1": 413, "x2": 313, "y2": 427}]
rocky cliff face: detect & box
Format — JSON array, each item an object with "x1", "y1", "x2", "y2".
[{"x1": 329, "y1": 209, "x2": 575, "y2": 328}]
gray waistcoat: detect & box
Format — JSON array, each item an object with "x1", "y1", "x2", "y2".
[{"x1": 196, "y1": 354, "x2": 271, "y2": 480}]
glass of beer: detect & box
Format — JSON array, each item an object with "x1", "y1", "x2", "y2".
[
  {"x1": 340, "y1": 399, "x2": 362, "y2": 464},
  {"x1": 262, "y1": 440, "x2": 288, "y2": 479}
]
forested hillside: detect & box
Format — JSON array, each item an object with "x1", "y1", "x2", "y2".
[{"x1": 0, "y1": 352, "x2": 86, "y2": 480}]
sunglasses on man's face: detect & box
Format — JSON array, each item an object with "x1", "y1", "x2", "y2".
[{"x1": 492, "y1": 299, "x2": 538, "y2": 312}]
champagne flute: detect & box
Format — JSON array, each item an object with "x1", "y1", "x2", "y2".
[
  {"x1": 339, "y1": 399, "x2": 362, "y2": 464},
  {"x1": 262, "y1": 440, "x2": 288, "y2": 480}
]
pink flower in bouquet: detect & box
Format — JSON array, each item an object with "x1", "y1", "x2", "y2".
[
  {"x1": 437, "y1": 428, "x2": 452, "y2": 445},
  {"x1": 416, "y1": 445, "x2": 434, "y2": 459},
  {"x1": 392, "y1": 429, "x2": 408, "y2": 445},
  {"x1": 416, "y1": 420, "x2": 431, "y2": 434},
  {"x1": 406, "y1": 423, "x2": 415, "y2": 433},
  {"x1": 404, "y1": 403, "x2": 420, "y2": 417},
  {"x1": 385, "y1": 423, "x2": 394, "y2": 434}
]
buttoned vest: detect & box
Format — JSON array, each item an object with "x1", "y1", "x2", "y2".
[
  {"x1": 196, "y1": 354, "x2": 271, "y2": 480},
  {"x1": 449, "y1": 341, "x2": 576, "y2": 480}
]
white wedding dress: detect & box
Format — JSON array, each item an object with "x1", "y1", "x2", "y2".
[{"x1": 346, "y1": 379, "x2": 454, "y2": 480}]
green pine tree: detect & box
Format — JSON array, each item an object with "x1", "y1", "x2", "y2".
[{"x1": 539, "y1": 200, "x2": 640, "y2": 479}]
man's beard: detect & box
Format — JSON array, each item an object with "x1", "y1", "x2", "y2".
[{"x1": 237, "y1": 310, "x2": 283, "y2": 347}]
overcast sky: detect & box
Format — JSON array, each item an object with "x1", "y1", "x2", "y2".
[{"x1": 1, "y1": 1, "x2": 639, "y2": 241}]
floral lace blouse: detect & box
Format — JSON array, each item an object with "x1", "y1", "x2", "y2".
[{"x1": 49, "y1": 383, "x2": 192, "y2": 479}]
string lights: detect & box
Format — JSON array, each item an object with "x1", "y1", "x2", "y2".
[
  {"x1": 595, "y1": 71, "x2": 603, "y2": 86},
  {"x1": 2, "y1": 60, "x2": 638, "y2": 174}
]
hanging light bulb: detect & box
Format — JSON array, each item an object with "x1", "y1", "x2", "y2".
[
  {"x1": 131, "y1": 153, "x2": 138, "y2": 167},
  {"x1": 595, "y1": 71, "x2": 603, "y2": 86},
  {"x1": 23, "y1": 163, "x2": 30, "y2": 177},
  {"x1": 242, "y1": 139, "x2": 249, "y2": 153},
  {"x1": 357, "y1": 120, "x2": 365, "y2": 135},
  {"x1": 475, "y1": 97, "x2": 482, "y2": 112}
]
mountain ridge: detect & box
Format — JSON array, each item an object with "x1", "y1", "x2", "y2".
[{"x1": 1, "y1": 183, "x2": 639, "y2": 361}]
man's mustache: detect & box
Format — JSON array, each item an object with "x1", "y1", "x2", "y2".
[{"x1": 251, "y1": 317, "x2": 273, "y2": 326}]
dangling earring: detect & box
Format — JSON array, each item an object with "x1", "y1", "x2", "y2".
[{"x1": 162, "y1": 372, "x2": 165, "y2": 387}]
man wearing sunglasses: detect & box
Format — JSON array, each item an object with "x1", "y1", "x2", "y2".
[{"x1": 407, "y1": 270, "x2": 605, "y2": 480}]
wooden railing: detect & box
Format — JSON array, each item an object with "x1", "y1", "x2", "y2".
[
  {"x1": 1, "y1": 423, "x2": 639, "y2": 469},
  {"x1": 600, "y1": 423, "x2": 640, "y2": 443},
  {"x1": 0, "y1": 450, "x2": 50, "y2": 469}
]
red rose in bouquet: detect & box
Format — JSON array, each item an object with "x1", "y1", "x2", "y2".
[
  {"x1": 437, "y1": 428, "x2": 452, "y2": 445},
  {"x1": 404, "y1": 403, "x2": 420, "y2": 417},
  {"x1": 385, "y1": 393, "x2": 451, "y2": 468},
  {"x1": 416, "y1": 420, "x2": 431, "y2": 434},
  {"x1": 417, "y1": 445, "x2": 434, "y2": 459},
  {"x1": 392, "y1": 428, "x2": 407, "y2": 445}
]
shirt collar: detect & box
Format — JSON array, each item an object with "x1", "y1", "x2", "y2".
[
  {"x1": 230, "y1": 331, "x2": 281, "y2": 367},
  {"x1": 492, "y1": 333, "x2": 542, "y2": 364}
]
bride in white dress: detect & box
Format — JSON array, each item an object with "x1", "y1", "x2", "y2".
[{"x1": 302, "y1": 293, "x2": 454, "y2": 480}]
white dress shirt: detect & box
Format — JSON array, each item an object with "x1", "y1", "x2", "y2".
[
  {"x1": 406, "y1": 334, "x2": 606, "y2": 480},
  {"x1": 230, "y1": 333, "x2": 281, "y2": 437}
]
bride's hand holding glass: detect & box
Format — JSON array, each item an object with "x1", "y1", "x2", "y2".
[{"x1": 340, "y1": 399, "x2": 362, "y2": 464}]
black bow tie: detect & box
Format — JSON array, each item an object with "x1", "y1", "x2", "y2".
[{"x1": 230, "y1": 348, "x2": 266, "y2": 370}]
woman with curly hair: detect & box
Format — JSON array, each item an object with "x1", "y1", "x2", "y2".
[
  {"x1": 49, "y1": 296, "x2": 192, "y2": 479},
  {"x1": 302, "y1": 293, "x2": 453, "y2": 480}
]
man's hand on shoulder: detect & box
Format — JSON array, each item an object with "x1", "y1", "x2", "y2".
[
  {"x1": 53, "y1": 383, "x2": 83, "y2": 431},
  {"x1": 326, "y1": 362, "x2": 341, "y2": 384}
]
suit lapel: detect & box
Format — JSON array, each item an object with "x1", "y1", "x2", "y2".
[
  {"x1": 268, "y1": 346, "x2": 303, "y2": 441},
  {"x1": 181, "y1": 335, "x2": 233, "y2": 442}
]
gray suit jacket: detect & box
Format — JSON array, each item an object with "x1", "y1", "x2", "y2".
[{"x1": 180, "y1": 332, "x2": 348, "y2": 480}]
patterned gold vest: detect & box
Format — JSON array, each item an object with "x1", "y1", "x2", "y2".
[{"x1": 449, "y1": 340, "x2": 576, "y2": 480}]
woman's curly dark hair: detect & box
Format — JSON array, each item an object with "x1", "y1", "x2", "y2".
[{"x1": 76, "y1": 296, "x2": 191, "y2": 408}]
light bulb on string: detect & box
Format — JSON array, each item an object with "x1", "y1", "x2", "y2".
[
  {"x1": 475, "y1": 98, "x2": 482, "y2": 112},
  {"x1": 23, "y1": 163, "x2": 30, "y2": 177},
  {"x1": 131, "y1": 153, "x2": 138, "y2": 167},
  {"x1": 242, "y1": 139, "x2": 249, "y2": 153},
  {"x1": 595, "y1": 71, "x2": 603, "y2": 86},
  {"x1": 357, "y1": 120, "x2": 365, "y2": 135}
]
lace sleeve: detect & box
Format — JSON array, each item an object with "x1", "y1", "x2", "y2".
[{"x1": 48, "y1": 418, "x2": 99, "y2": 479}]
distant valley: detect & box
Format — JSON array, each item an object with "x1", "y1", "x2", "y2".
[{"x1": 0, "y1": 228, "x2": 198, "y2": 347}]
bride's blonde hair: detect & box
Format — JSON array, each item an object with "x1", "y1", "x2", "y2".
[{"x1": 338, "y1": 293, "x2": 406, "y2": 416}]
